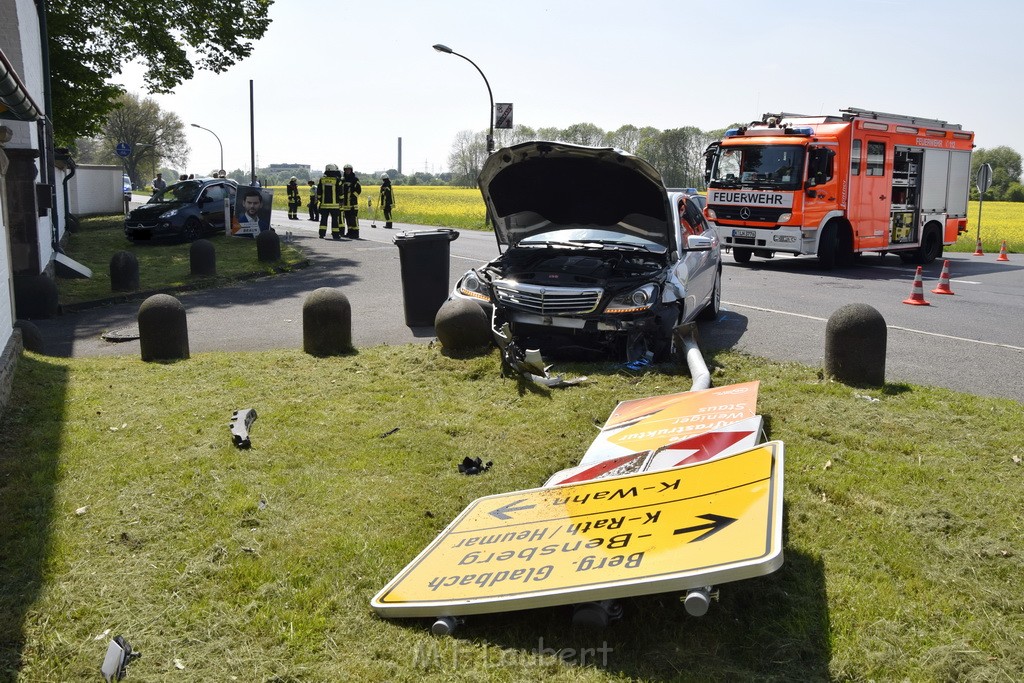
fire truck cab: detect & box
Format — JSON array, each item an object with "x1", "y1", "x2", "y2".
[{"x1": 704, "y1": 108, "x2": 974, "y2": 268}]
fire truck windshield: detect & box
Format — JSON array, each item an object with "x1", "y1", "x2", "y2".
[{"x1": 711, "y1": 145, "x2": 805, "y2": 190}]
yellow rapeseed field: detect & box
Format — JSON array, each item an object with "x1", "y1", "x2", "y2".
[
  {"x1": 272, "y1": 184, "x2": 1024, "y2": 249},
  {"x1": 362, "y1": 185, "x2": 487, "y2": 230},
  {"x1": 953, "y1": 200, "x2": 1024, "y2": 253}
]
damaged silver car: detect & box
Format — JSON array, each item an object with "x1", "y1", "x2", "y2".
[{"x1": 453, "y1": 141, "x2": 722, "y2": 363}]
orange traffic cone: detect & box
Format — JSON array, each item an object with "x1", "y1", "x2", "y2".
[
  {"x1": 973, "y1": 237, "x2": 984, "y2": 256},
  {"x1": 931, "y1": 260, "x2": 955, "y2": 295},
  {"x1": 996, "y1": 240, "x2": 1010, "y2": 262},
  {"x1": 903, "y1": 266, "x2": 930, "y2": 305}
]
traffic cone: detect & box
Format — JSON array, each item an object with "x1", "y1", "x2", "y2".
[
  {"x1": 973, "y1": 237, "x2": 984, "y2": 256},
  {"x1": 931, "y1": 260, "x2": 955, "y2": 295},
  {"x1": 903, "y1": 266, "x2": 930, "y2": 305},
  {"x1": 996, "y1": 240, "x2": 1010, "y2": 262}
]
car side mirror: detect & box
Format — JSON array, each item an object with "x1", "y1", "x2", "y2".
[{"x1": 686, "y1": 234, "x2": 713, "y2": 251}]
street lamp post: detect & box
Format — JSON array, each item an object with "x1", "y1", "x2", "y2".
[
  {"x1": 190, "y1": 123, "x2": 224, "y2": 175},
  {"x1": 432, "y1": 43, "x2": 494, "y2": 154}
]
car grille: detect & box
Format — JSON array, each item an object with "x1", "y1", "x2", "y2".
[
  {"x1": 126, "y1": 219, "x2": 161, "y2": 229},
  {"x1": 493, "y1": 281, "x2": 603, "y2": 315},
  {"x1": 711, "y1": 206, "x2": 786, "y2": 223}
]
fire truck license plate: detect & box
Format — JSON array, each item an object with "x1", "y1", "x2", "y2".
[{"x1": 732, "y1": 229, "x2": 755, "y2": 238}]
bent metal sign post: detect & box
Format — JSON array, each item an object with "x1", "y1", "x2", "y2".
[{"x1": 372, "y1": 441, "x2": 784, "y2": 618}]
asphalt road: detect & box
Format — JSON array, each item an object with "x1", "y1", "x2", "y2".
[
  {"x1": 707, "y1": 250, "x2": 1024, "y2": 402},
  {"x1": 32, "y1": 205, "x2": 1024, "y2": 403}
]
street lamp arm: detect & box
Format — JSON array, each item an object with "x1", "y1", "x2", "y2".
[
  {"x1": 191, "y1": 123, "x2": 225, "y2": 174},
  {"x1": 433, "y1": 44, "x2": 495, "y2": 153}
]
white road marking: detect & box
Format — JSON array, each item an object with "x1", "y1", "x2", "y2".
[{"x1": 723, "y1": 301, "x2": 1024, "y2": 351}]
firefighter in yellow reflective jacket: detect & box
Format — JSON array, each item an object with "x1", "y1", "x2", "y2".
[
  {"x1": 340, "y1": 164, "x2": 362, "y2": 239},
  {"x1": 286, "y1": 176, "x2": 301, "y2": 219},
  {"x1": 317, "y1": 164, "x2": 343, "y2": 239}
]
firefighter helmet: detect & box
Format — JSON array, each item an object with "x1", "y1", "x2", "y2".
[
  {"x1": 343, "y1": 164, "x2": 353, "y2": 170},
  {"x1": 325, "y1": 163, "x2": 339, "y2": 172},
  {"x1": 381, "y1": 173, "x2": 389, "y2": 180},
  {"x1": 290, "y1": 176, "x2": 297, "y2": 181}
]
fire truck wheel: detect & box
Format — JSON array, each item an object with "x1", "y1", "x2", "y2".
[
  {"x1": 733, "y1": 248, "x2": 752, "y2": 264},
  {"x1": 817, "y1": 223, "x2": 838, "y2": 270},
  {"x1": 918, "y1": 227, "x2": 943, "y2": 264},
  {"x1": 836, "y1": 226, "x2": 855, "y2": 266}
]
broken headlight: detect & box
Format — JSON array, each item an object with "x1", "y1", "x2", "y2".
[
  {"x1": 605, "y1": 283, "x2": 657, "y2": 314},
  {"x1": 458, "y1": 271, "x2": 491, "y2": 302}
]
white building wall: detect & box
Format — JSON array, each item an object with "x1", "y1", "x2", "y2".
[
  {"x1": 1, "y1": 0, "x2": 51, "y2": 274},
  {"x1": 70, "y1": 165, "x2": 123, "y2": 215},
  {"x1": 0, "y1": 159, "x2": 14, "y2": 341}
]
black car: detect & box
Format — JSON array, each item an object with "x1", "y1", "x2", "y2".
[{"x1": 125, "y1": 178, "x2": 238, "y2": 241}]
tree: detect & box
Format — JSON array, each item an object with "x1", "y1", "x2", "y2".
[
  {"x1": 971, "y1": 146, "x2": 1023, "y2": 200},
  {"x1": 494, "y1": 124, "x2": 536, "y2": 148},
  {"x1": 46, "y1": 1, "x2": 273, "y2": 145},
  {"x1": 560, "y1": 122, "x2": 605, "y2": 147},
  {"x1": 536, "y1": 126, "x2": 562, "y2": 142},
  {"x1": 448, "y1": 130, "x2": 487, "y2": 186},
  {"x1": 74, "y1": 93, "x2": 189, "y2": 189},
  {"x1": 605, "y1": 124, "x2": 642, "y2": 153}
]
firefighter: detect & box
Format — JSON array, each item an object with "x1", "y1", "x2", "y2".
[
  {"x1": 379, "y1": 173, "x2": 395, "y2": 229},
  {"x1": 317, "y1": 164, "x2": 343, "y2": 239},
  {"x1": 340, "y1": 163, "x2": 362, "y2": 239},
  {"x1": 286, "y1": 176, "x2": 301, "y2": 219},
  {"x1": 307, "y1": 180, "x2": 319, "y2": 221}
]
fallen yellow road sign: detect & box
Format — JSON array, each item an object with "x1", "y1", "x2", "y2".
[{"x1": 372, "y1": 441, "x2": 784, "y2": 617}]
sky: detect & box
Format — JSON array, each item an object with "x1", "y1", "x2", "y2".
[{"x1": 112, "y1": 0, "x2": 1022, "y2": 178}]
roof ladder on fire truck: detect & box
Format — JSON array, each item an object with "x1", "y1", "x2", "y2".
[{"x1": 840, "y1": 107, "x2": 962, "y2": 131}]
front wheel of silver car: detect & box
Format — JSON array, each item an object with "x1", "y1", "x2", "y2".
[{"x1": 697, "y1": 269, "x2": 722, "y2": 321}]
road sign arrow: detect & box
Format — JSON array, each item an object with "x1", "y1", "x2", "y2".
[
  {"x1": 489, "y1": 499, "x2": 536, "y2": 520},
  {"x1": 664, "y1": 429, "x2": 756, "y2": 467},
  {"x1": 673, "y1": 513, "x2": 737, "y2": 542}
]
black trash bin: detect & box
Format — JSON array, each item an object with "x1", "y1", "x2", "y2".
[{"x1": 393, "y1": 228, "x2": 460, "y2": 326}]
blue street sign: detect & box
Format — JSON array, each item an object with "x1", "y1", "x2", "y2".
[{"x1": 115, "y1": 142, "x2": 131, "y2": 158}]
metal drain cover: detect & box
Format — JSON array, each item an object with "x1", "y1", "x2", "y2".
[{"x1": 101, "y1": 326, "x2": 140, "y2": 342}]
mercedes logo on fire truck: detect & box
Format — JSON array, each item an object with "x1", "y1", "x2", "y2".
[{"x1": 739, "y1": 207, "x2": 751, "y2": 220}]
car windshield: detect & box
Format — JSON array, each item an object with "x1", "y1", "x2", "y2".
[
  {"x1": 520, "y1": 228, "x2": 666, "y2": 254},
  {"x1": 711, "y1": 144, "x2": 804, "y2": 189},
  {"x1": 148, "y1": 181, "x2": 202, "y2": 204}
]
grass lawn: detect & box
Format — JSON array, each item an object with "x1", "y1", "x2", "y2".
[
  {"x1": 58, "y1": 216, "x2": 307, "y2": 308},
  {"x1": 1, "y1": 345, "x2": 1020, "y2": 681}
]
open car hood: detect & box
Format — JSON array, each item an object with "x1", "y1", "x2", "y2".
[{"x1": 478, "y1": 141, "x2": 673, "y2": 249}]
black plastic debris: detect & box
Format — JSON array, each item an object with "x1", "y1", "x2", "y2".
[
  {"x1": 458, "y1": 457, "x2": 493, "y2": 475},
  {"x1": 229, "y1": 408, "x2": 258, "y2": 449},
  {"x1": 379, "y1": 427, "x2": 400, "y2": 439}
]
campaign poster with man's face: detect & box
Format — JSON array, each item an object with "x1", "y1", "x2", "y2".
[{"x1": 231, "y1": 188, "x2": 274, "y2": 236}]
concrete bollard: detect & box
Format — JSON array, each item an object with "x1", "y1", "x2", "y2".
[
  {"x1": 13, "y1": 274, "x2": 59, "y2": 320},
  {"x1": 256, "y1": 229, "x2": 281, "y2": 263},
  {"x1": 13, "y1": 319, "x2": 45, "y2": 353},
  {"x1": 190, "y1": 239, "x2": 216, "y2": 276},
  {"x1": 434, "y1": 297, "x2": 492, "y2": 354},
  {"x1": 303, "y1": 288, "x2": 352, "y2": 356},
  {"x1": 825, "y1": 303, "x2": 886, "y2": 387},
  {"x1": 109, "y1": 251, "x2": 140, "y2": 292},
  {"x1": 138, "y1": 294, "x2": 189, "y2": 361}
]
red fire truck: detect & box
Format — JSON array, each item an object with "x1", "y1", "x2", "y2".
[{"x1": 703, "y1": 108, "x2": 974, "y2": 268}]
